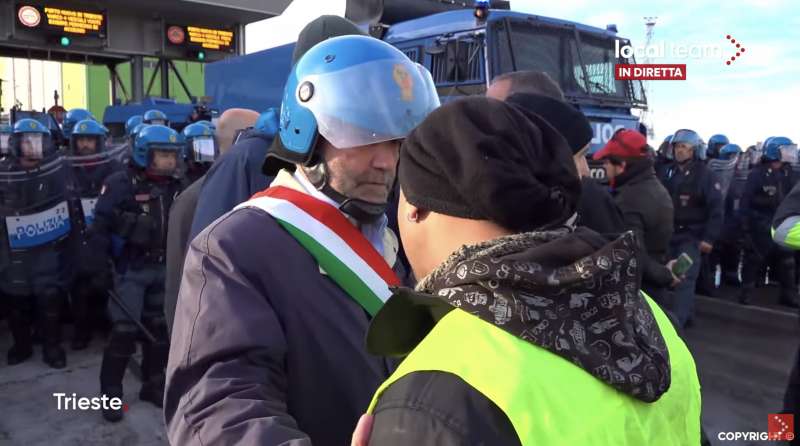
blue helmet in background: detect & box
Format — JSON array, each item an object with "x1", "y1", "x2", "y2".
[
  {"x1": 70, "y1": 119, "x2": 108, "y2": 155},
  {"x1": 255, "y1": 108, "x2": 279, "y2": 136},
  {"x1": 762, "y1": 136, "x2": 796, "y2": 163},
  {"x1": 718, "y1": 143, "x2": 742, "y2": 160},
  {"x1": 133, "y1": 125, "x2": 184, "y2": 175},
  {"x1": 671, "y1": 129, "x2": 705, "y2": 160},
  {"x1": 143, "y1": 109, "x2": 169, "y2": 126},
  {"x1": 195, "y1": 120, "x2": 215, "y2": 130},
  {"x1": 12, "y1": 118, "x2": 54, "y2": 160},
  {"x1": 125, "y1": 115, "x2": 144, "y2": 136},
  {"x1": 63, "y1": 108, "x2": 94, "y2": 139},
  {"x1": 267, "y1": 35, "x2": 440, "y2": 170},
  {"x1": 707, "y1": 134, "x2": 730, "y2": 159},
  {"x1": 0, "y1": 123, "x2": 12, "y2": 155},
  {"x1": 182, "y1": 122, "x2": 217, "y2": 164}
]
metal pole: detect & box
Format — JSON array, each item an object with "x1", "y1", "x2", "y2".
[
  {"x1": 168, "y1": 60, "x2": 193, "y2": 100},
  {"x1": 107, "y1": 290, "x2": 158, "y2": 343},
  {"x1": 160, "y1": 58, "x2": 170, "y2": 98},
  {"x1": 131, "y1": 55, "x2": 144, "y2": 102}
]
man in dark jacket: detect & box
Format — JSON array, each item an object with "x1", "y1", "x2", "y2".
[
  {"x1": 486, "y1": 71, "x2": 625, "y2": 238},
  {"x1": 662, "y1": 129, "x2": 724, "y2": 328},
  {"x1": 593, "y1": 129, "x2": 676, "y2": 309},
  {"x1": 165, "y1": 34, "x2": 440, "y2": 445},
  {"x1": 355, "y1": 97, "x2": 700, "y2": 445}
]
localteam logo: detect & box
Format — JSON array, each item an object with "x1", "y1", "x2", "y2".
[
  {"x1": 392, "y1": 64, "x2": 414, "y2": 102},
  {"x1": 18, "y1": 6, "x2": 41, "y2": 28}
]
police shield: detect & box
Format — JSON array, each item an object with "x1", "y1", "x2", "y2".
[
  {"x1": 0, "y1": 155, "x2": 73, "y2": 255},
  {"x1": 65, "y1": 143, "x2": 127, "y2": 226}
]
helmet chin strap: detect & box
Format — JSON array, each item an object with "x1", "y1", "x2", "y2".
[{"x1": 302, "y1": 163, "x2": 387, "y2": 224}]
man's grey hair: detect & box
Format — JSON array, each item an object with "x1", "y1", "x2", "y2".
[{"x1": 491, "y1": 70, "x2": 565, "y2": 101}]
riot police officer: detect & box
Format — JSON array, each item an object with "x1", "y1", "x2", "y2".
[
  {"x1": 66, "y1": 119, "x2": 123, "y2": 350},
  {"x1": 142, "y1": 109, "x2": 169, "y2": 127},
  {"x1": 93, "y1": 124, "x2": 186, "y2": 422},
  {"x1": 182, "y1": 122, "x2": 216, "y2": 183},
  {"x1": 125, "y1": 115, "x2": 143, "y2": 139},
  {"x1": 0, "y1": 119, "x2": 77, "y2": 368},
  {"x1": 740, "y1": 137, "x2": 800, "y2": 307},
  {"x1": 707, "y1": 134, "x2": 730, "y2": 160},
  {"x1": 714, "y1": 143, "x2": 747, "y2": 286},
  {"x1": 0, "y1": 123, "x2": 12, "y2": 161},
  {"x1": 62, "y1": 108, "x2": 94, "y2": 141},
  {"x1": 662, "y1": 129, "x2": 724, "y2": 327},
  {"x1": 655, "y1": 134, "x2": 674, "y2": 180}
]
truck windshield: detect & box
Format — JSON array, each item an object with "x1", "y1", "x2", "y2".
[{"x1": 491, "y1": 18, "x2": 647, "y2": 108}]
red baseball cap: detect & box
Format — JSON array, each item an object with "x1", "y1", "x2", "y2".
[{"x1": 593, "y1": 129, "x2": 647, "y2": 160}]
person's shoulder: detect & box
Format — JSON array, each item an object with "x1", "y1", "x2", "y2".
[
  {"x1": 190, "y1": 206, "x2": 288, "y2": 260},
  {"x1": 99, "y1": 170, "x2": 132, "y2": 197}
]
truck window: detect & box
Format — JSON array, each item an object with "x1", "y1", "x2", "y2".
[{"x1": 490, "y1": 19, "x2": 646, "y2": 108}]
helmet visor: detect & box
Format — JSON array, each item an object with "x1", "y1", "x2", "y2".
[
  {"x1": 0, "y1": 134, "x2": 9, "y2": 154},
  {"x1": 192, "y1": 136, "x2": 217, "y2": 163},
  {"x1": 150, "y1": 119, "x2": 167, "y2": 126},
  {"x1": 780, "y1": 144, "x2": 799, "y2": 164},
  {"x1": 147, "y1": 147, "x2": 183, "y2": 177},
  {"x1": 19, "y1": 133, "x2": 44, "y2": 159},
  {"x1": 300, "y1": 59, "x2": 440, "y2": 149}
]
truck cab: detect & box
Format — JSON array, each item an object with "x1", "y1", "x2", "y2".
[{"x1": 383, "y1": 9, "x2": 647, "y2": 154}]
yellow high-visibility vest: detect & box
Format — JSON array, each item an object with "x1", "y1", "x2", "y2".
[{"x1": 368, "y1": 294, "x2": 701, "y2": 445}]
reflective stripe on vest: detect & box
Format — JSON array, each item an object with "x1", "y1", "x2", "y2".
[{"x1": 367, "y1": 294, "x2": 701, "y2": 446}]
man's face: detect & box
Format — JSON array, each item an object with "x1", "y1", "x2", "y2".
[
  {"x1": 76, "y1": 136, "x2": 98, "y2": 155},
  {"x1": 603, "y1": 160, "x2": 626, "y2": 180},
  {"x1": 149, "y1": 149, "x2": 178, "y2": 175},
  {"x1": 674, "y1": 143, "x2": 694, "y2": 163},
  {"x1": 485, "y1": 79, "x2": 512, "y2": 101},
  {"x1": 321, "y1": 139, "x2": 400, "y2": 204}
]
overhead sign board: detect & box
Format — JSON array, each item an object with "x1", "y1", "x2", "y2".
[
  {"x1": 15, "y1": 3, "x2": 107, "y2": 37},
  {"x1": 166, "y1": 24, "x2": 235, "y2": 52}
]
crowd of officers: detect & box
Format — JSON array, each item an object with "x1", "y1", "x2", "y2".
[
  {"x1": 593, "y1": 128, "x2": 800, "y2": 329},
  {"x1": 0, "y1": 13, "x2": 797, "y2": 445},
  {"x1": 0, "y1": 107, "x2": 217, "y2": 420}
]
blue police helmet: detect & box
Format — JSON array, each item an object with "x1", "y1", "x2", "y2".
[
  {"x1": 133, "y1": 124, "x2": 183, "y2": 169},
  {"x1": 763, "y1": 136, "x2": 795, "y2": 162},
  {"x1": 143, "y1": 109, "x2": 169, "y2": 126},
  {"x1": 125, "y1": 115, "x2": 144, "y2": 136},
  {"x1": 671, "y1": 129, "x2": 705, "y2": 160},
  {"x1": 63, "y1": 108, "x2": 94, "y2": 139},
  {"x1": 12, "y1": 118, "x2": 54, "y2": 160},
  {"x1": 195, "y1": 120, "x2": 215, "y2": 129},
  {"x1": 70, "y1": 119, "x2": 108, "y2": 155},
  {"x1": 707, "y1": 134, "x2": 730, "y2": 158},
  {"x1": 272, "y1": 35, "x2": 440, "y2": 166},
  {"x1": 255, "y1": 108, "x2": 279, "y2": 136},
  {"x1": 718, "y1": 143, "x2": 741, "y2": 160}
]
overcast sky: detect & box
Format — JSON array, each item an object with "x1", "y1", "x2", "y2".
[{"x1": 247, "y1": 0, "x2": 799, "y2": 147}]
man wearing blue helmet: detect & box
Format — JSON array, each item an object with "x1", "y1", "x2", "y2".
[
  {"x1": 0, "y1": 123, "x2": 12, "y2": 160},
  {"x1": 143, "y1": 109, "x2": 169, "y2": 127},
  {"x1": 124, "y1": 115, "x2": 143, "y2": 138},
  {"x1": 662, "y1": 129, "x2": 724, "y2": 327},
  {"x1": 739, "y1": 136, "x2": 799, "y2": 307},
  {"x1": 0, "y1": 119, "x2": 77, "y2": 368},
  {"x1": 62, "y1": 108, "x2": 93, "y2": 141},
  {"x1": 91, "y1": 124, "x2": 186, "y2": 422},
  {"x1": 166, "y1": 31, "x2": 439, "y2": 445},
  {"x1": 706, "y1": 134, "x2": 730, "y2": 160},
  {"x1": 66, "y1": 119, "x2": 123, "y2": 350}
]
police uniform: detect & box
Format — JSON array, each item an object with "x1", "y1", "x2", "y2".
[
  {"x1": 740, "y1": 147, "x2": 799, "y2": 306},
  {"x1": 66, "y1": 119, "x2": 123, "y2": 349},
  {"x1": 0, "y1": 119, "x2": 78, "y2": 368},
  {"x1": 93, "y1": 124, "x2": 185, "y2": 422},
  {"x1": 663, "y1": 135, "x2": 724, "y2": 327}
]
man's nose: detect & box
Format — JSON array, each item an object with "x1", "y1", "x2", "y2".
[{"x1": 371, "y1": 141, "x2": 400, "y2": 170}]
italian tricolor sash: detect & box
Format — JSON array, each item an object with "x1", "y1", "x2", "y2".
[{"x1": 236, "y1": 186, "x2": 399, "y2": 316}]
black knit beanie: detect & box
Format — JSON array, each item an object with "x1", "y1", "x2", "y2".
[
  {"x1": 399, "y1": 97, "x2": 581, "y2": 232},
  {"x1": 505, "y1": 93, "x2": 593, "y2": 154}
]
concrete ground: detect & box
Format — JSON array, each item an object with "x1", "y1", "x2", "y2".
[{"x1": 0, "y1": 284, "x2": 797, "y2": 446}]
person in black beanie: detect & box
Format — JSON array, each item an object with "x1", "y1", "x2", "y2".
[
  {"x1": 504, "y1": 92, "x2": 625, "y2": 239},
  {"x1": 352, "y1": 96, "x2": 701, "y2": 446}
]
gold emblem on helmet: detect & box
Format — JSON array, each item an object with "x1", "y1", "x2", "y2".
[
  {"x1": 169, "y1": 134, "x2": 177, "y2": 142},
  {"x1": 392, "y1": 64, "x2": 414, "y2": 102},
  {"x1": 80, "y1": 123, "x2": 87, "y2": 131}
]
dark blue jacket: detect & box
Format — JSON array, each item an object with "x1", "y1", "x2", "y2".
[
  {"x1": 662, "y1": 160, "x2": 724, "y2": 243},
  {"x1": 166, "y1": 206, "x2": 398, "y2": 445},
  {"x1": 741, "y1": 163, "x2": 797, "y2": 226},
  {"x1": 189, "y1": 129, "x2": 274, "y2": 240},
  {"x1": 91, "y1": 168, "x2": 184, "y2": 273}
]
